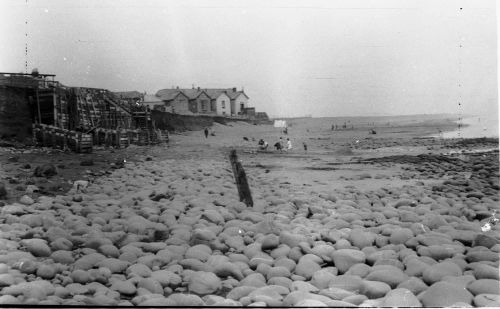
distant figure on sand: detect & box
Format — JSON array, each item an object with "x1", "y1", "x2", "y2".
[
  {"x1": 258, "y1": 139, "x2": 268, "y2": 150},
  {"x1": 303, "y1": 142, "x2": 307, "y2": 152},
  {"x1": 286, "y1": 138, "x2": 292, "y2": 151},
  {"x1": 204, "y1": 128, "x2": 209, "y2": 138}
]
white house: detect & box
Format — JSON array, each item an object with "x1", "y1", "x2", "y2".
[
  {"x1": 229, "y1": 91, "x2": 249, "y2": 116},
  {"x1": 206, "y1": 90, "x2": 231, "y2": 116}
]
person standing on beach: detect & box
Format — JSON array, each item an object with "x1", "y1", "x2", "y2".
[
  {"x1": 303, "y1": 142, "x2": 307, "y2": 152},
  {"x1": 204, "y1": 128, "x2": 209, "y2": 138},
  {"x1": 286, "y1": 138, "x2": 292, "y2": 151}
]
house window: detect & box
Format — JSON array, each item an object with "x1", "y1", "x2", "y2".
[
  {"x1": 222, "y1": 111, "x2": 226, "y2": 115},
  {"x1": 240, "y1": 103, "x2": 244, "y2": 110},
  {"x1": 222, "y1": 100, "x2": 225, "y2": 108},
  {"x1": 201, "y1": 100, "x2": 208, "y2": 111}
]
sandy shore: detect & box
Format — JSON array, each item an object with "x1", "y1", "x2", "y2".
[{"x1": 0, "y1": 117, "x2": 499, "y2": 306}]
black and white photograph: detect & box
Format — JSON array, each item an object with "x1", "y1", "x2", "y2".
[{"x1": 0, "y1": 0, "x2": 498, "y2": 307}]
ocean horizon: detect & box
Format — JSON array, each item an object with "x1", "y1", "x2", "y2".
[{"x1": 437, "y1": 114, "x2": 499, "y2": 139}]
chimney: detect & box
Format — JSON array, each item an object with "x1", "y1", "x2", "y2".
[
  {"x1": 197, "y1": 87, "x2": 200, "y2": 91},
  {"x1": 232, "y1": 87, "x2": 237, "y2": 92},
  {"x1": 176, "y1": 86, "x2": 179, "y2": 89},
  {"x1": 192, "y1": 84, "x2": 195, "y2": 89}
]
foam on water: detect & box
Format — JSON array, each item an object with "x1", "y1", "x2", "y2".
[{"x1": 433, "y1": 115, "x2": 499, "y2": 139}]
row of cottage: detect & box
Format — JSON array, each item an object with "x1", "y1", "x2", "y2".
[{"x1": 115, "y1": 86, "x2": 263, "y2": 118}]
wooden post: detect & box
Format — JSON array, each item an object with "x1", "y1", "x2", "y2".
[
  {"x1": 53, "y1": 88, "x2": 57, "y2": 127},
  {"x1": 35, "y1": 89, "x2": 42, "y2": 124},
  {"x1": 229, "y1": 150, "x2": 253, "y2": 207}
]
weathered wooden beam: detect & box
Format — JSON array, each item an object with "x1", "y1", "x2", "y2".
[
  {"x1": 229, "y1": 150, "x2": 253, "y2": 207},
  {"x1": 35, "y1": 89, "x2": 42, "y2": 124}
]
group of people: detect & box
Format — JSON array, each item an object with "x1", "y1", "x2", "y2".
[
  {"x1": 273, "y1": 137, "x2": 292, "y2": 152},
  {"x1": 258, "y1": 137, "x2": 299, "y2": 152}
]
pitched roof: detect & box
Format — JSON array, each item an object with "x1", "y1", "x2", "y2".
[
  {"x1": 156, "y1": 88, "x2": 209, "y2": 100},
  {"x1": 113, "y1": 91, "x2": 143, "y2": 99},
  {"x1": 181, "y1": 89, "x2": 208, "y2": 100},
  {"x1": 156, "y1": 87, "x2": 249, "y2": 100},
  {"x1": 156, "y1": 89, "x2": 188, "y2": 101},
  {"x1": 205, "y1": 89, "x2": 230, "y2": 99},
  {"x1": 203, "y1": 88, "x2": 246, "y2": 99},
  {"x1": 228, "y1": 90, "x2": 249, "y2": 100}
]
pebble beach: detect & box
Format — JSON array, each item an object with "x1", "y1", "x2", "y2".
[{"x1": 0, "y1": 116, "x2": 499, "y2": 307}]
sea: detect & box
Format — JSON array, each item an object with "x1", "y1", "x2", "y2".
[
  {"x1": 284, "y1": 114, "x2": 499, "y2": 139},
  {"x1": 438, "y1": 115, "x2": 499, "y2": 139}
]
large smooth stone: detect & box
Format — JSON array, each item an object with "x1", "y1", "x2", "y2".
[
  {"x1": 344, "y1": 263, "x2": 371, "y2": 278},
  {"x1": 330, "y1": 249, "x2": 366, "y2": 274},
  {"x1": 296, "y1": 299, "x2": 328, "y2": 307},
  {"x1": 50, "y1": 250, "x2": 75, "y2": 264},
  {"x1": 290, "y1": 281, "x2": 320, "y2": 293},
  {"x1": 319, "y1": 287, "x2": 354, "y2": 300},
  {"x1": 261, "y1": 234, "x2": 280, "y2": 251},
  {"x1": 348, "y1": 229, "x2": 375, "y2": 249},
  {"x1": 404, "y1": 258, "x2": 430, "y2": 277},
  {"x1": 110, "y1": 280, "x2": 136, "y2": 295},
  {"x1": 310, "y1": 269, "x2": 337, "y2": 289},
  {"x1": 279, "y1": 231, "x2": 309, "y2": 248},
  {"x1": 126, "y1": 263, "x2": 152, "y2": 277},
  {"x1": 266, "y1": 266, "x2": 291, "y2": 280},
  {"x1": 73, "y1": 253, "x2": 106, "y2": 270},
  {"x1": 473, "y1": 294, "x2": 500, "y2": 307},
  {"x1": 188, "y1": 271, "x2": 221, "y2": 295},
  {"x1": 360, "y1": 280, "x2": 391, "y2": 299},
  {"x1": 21, "y1": 239, "x2": 51, "y2": 257},
  {"x1": 226, "y1": 286, "x2": 257, "y2": 300},
  {"x1": 168, "y1": 293, "x2": 205, "y2": 306},
  {"x1": 382, "y1": 288, "x2": 422, "y2": 307},
  {"x1": 466, "y1": 250, "x2": 499, "y2": 263},
  {"x1": 294, "y1": 259, "x2": 321, "y2": 280},
  {"x1": 150, "y1": 270, "x2": 182, "y2": 287},
  {"x1": 397, "y1": 277, "x2": 428, "y2": 295},
  {"x1": 96, "y1": 258, "x2": 129, "y2": 273},
  {"x1": 467, "y1": 279, "x2": 500, "y2": 296},
  {"x1": 214, "y1": 262, "x2": 244, "y2": 280},
  {"x1": 365, "y1": 266, "x2": 409, "y2": 288},
  {"x1": 470, "y1": 263, "x2": 500, "y2": 280},
  {"x1": 328, "y1": 275, "x2": 364, "y2": 293},
  {"x1": 36, "y1": 264, "x2": 57, "y2": 279},
  {"x1": 137, "y1": 278, "x2": 163, "y2": 294},
  {"x1": 473, "y1": 234, "x2": 499, "y2": 249},
  {"x1": 422, "y1": 261, "x2": 462, "y2": 285},
  {"x1": 202, "y1": 209, "x2": 225, "y2": 225},
  {"x1": 239, "y1": 273, "x2": 266, "y2": 288},
  {"x1": 185, "y1": 244, "x2": 212, "y2": 262},
  {"x1": 418, "y1": 281, "x2": 473, "y2": 307}
]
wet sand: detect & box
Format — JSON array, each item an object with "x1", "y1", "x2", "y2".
[{"x1": 0, "y1": 117, "x2": 499, "y2": 306}]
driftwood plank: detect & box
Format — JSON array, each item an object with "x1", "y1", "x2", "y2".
[{"x1": 229, "y1": 150, "x2": 253, "y2": 207}]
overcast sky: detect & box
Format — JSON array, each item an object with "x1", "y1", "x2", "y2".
[{"x1": 1, "y1": 0, "x2": 497, "y2": 118}]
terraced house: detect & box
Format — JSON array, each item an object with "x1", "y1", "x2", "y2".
[{"x1": 154, "y1": 86, "x2": 250, "y2": 117}]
